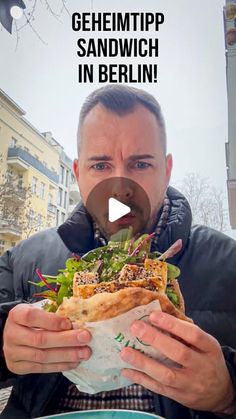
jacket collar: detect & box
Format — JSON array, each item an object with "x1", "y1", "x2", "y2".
[{"x1": 57, "y1": 186, "x2": 192, "y2": 262}]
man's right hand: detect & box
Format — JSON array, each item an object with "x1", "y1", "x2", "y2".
[{"x1": 3, "y1": 303, "x2": 92, "y2": 374}]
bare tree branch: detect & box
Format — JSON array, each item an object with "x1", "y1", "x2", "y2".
[
  {"x1": 60, "y1": 0, "x2": 71, "y2": 16},
  {"x1": 22, "y1": 10, "x2": 47, "y2": 45},
  {"x1": 17, "y1": 0, "x2": 37, "y2": 31},
  {"x1": 43, "y1": 0, "x2": 62, "y2": 22},
  {"x1": 10, "y1": 0, "x2": 71, "y2": 49},
  {"x1": 175, "y1": 172, "x2": 228, "y2": 232}
]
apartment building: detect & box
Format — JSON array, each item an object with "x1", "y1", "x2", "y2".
[
  {"x1": 57, "y1": 150, "x2": 76, "y2": 225},
  {"x1": 0, "y1": 88, "x2": 80, "y2": 255},
  {"x1": 41, "y1": 132, "x2": 81, "y2": 225}
]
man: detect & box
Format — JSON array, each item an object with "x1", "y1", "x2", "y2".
[{"x1": 0, "y1": 85, "x2": 236, "y2": 419}]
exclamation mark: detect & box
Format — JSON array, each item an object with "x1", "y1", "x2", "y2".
[{"x1": 153, "y1": 64, "x2": 158, "y2": 83}]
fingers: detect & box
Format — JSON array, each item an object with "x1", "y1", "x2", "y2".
[
  {"x1": 4, "y1": 324, "x2": 92, "y2": 375},
  {"x1": 4, "y1": 323, "x2": 91, "y2": 349},
  {"x1": 130, "y1": 320, "x2": 197, "y2": 367},
  {"x1": 6, "y1": 344, "x2": 91, "y2": 364},
  {"x1": 11, "y1": 361, "x2": 81, "y2": 375},
  {"x1": 3, "y1": 304, "x2": 93, "y2": 375},
  {"x1": 9, "y1": 304, "x2": 72, "y2": 331},
  {"x1": 121, "y1": 347, "x2": 181, "y2": 387},
  {"x1": 149, "y1": 312, "x2": 218, "y2": 352},
  {"x1": 122, "y1": 362, "x2": 234, "y2": 413},
  {"x1": 122, "y1": 368, "x2": 187, "y2": 405},
  {"x1": 5, "y1": 345, "x2": 91, "y2": 374},
  {"x1": 122, "y1": 368, "x2": 168, "y2": 396}
]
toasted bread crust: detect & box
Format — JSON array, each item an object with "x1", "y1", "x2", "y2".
[{"x1": 56, "y1": 287, "x2": 192, "y2": 323}]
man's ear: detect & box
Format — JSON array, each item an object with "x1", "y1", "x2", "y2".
[
  {"x1": 73, "y1": 159, "x2": 79, "y2": 184},
  {"x1": 166, "y1": 154, "x2": 173, "y2": 184}
]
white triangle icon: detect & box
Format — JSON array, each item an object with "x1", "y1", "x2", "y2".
[{"x1": 108, "y1": 198, "x2": 131, "y2": 222}]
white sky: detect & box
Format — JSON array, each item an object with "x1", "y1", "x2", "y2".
[{"x1": 0, "y1": 0, "x2": 235, "y2": 238}]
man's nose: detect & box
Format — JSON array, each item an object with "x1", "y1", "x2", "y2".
[{"x1": 110, "y1": 178, "x2": 133, "y2": 201}]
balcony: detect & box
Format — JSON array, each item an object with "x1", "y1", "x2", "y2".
[
  {"x1": 7, "y1": 147, "x2": 59, "y2": 184},
  {"x1": 0, "y1": 219, "x2": 22, "y2": 239},
  {"x1": 69, "y1": 182, "x2": 80, "y2": 202},
  {"x1": 7, "y1": 148, "x2": 29, "y2": 172},
  {"x1": 48, "y1": 203, "x2": 57, "y2": 214}
]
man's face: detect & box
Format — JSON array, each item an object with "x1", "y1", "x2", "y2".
[{"x1": 74, "y1": 104, "x2": 172, "y2": 239}]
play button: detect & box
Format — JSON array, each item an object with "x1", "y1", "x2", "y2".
[
  {"x1": 108, "y1": 197, "x2": 131, "y2": 222},
  {"x1": 85, "y1": 177, "x2": 151, "y2": 239}
]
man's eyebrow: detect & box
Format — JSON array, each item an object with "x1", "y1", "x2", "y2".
[
  {"x1": 87, "y1": 154, "x2": 155, "y2": 162},
  {"x1": 128, "y1": 154, "x2": 155, "y2": 161},
  {"x1": 87, "y1": 155, "x2": 112, "y2": 161}
]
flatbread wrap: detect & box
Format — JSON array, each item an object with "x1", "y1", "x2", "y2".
[{"x1": 33, "y1": 228, "x2": 192, "y2": 323}]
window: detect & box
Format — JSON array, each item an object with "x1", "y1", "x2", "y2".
[
  {"x1": 66, "y1": 170, "x2": 69, "y2": 187},
  {"x1": 39, "y1": 182, "x2": 45, "y2": 199},
  {"x1": 61, "y1": 212, "x2": 65, "y2": 223},
  {"x1": 64, "y1": 191, "x2": 67, "y2": 209},
  {"x1": 10, "y1": 137, "x2": 17, "y2": 148},
  {"x1": 60, "y1": 165, "x2": 65, "y2": 185},
  {"x1": 58, "y1": 188, "x2": 63, "y2": 206},
  {"x1": 11, "y1": 242, "x2": 16, "y2": 247},
  {"x1": 31, "y1": 177, "x2": 37, "y2": 194},
  {"x1": 0, "y1": 240, "x2": 5, "y2": 246}
]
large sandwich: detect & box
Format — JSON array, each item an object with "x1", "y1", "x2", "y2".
[{"x1": 34, "y1": 229, "x2": 191, "y2": 323}]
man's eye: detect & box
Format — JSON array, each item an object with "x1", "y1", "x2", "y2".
[
  {"x1": 92, "y1": 163, "x2": 107, "y2": 170},
  {"x1": 135, "y1": 162, "x2": 151, "y2": 169}
]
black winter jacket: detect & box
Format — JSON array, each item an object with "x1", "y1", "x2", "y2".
[{"x1": 0, "y1": 187, "x2": 236, "y2": 419}]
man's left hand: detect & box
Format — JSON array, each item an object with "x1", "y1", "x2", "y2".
[{"x1": 121, "y1": 311, "x2": 234, "y2": 413}]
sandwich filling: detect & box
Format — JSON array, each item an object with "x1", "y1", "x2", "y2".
[{"x1": 33, "y1": 228, "x2": 186, "y2": 319}]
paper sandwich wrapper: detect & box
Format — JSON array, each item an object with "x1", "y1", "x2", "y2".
[{"x1": 61, "y1": 300, "x2": 177, "y2": 394}]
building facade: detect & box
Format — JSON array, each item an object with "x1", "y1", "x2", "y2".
[
  {"x1": 40, "y1": 132, "x2": 80, "y2": 226},
  {"x1": 225, "y1": 1, "x2": 236, "y2": 228},
  {"x1": 0, "y1": 89, "x2": 80, "y2": 255}
]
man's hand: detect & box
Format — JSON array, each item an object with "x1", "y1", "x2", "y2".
[
  {"x1": 121, "y1": 311, "x2": 235, "y2": 413},
  {"x1": 3, "y1": 304, "x2": 92, "y2": 374}
]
